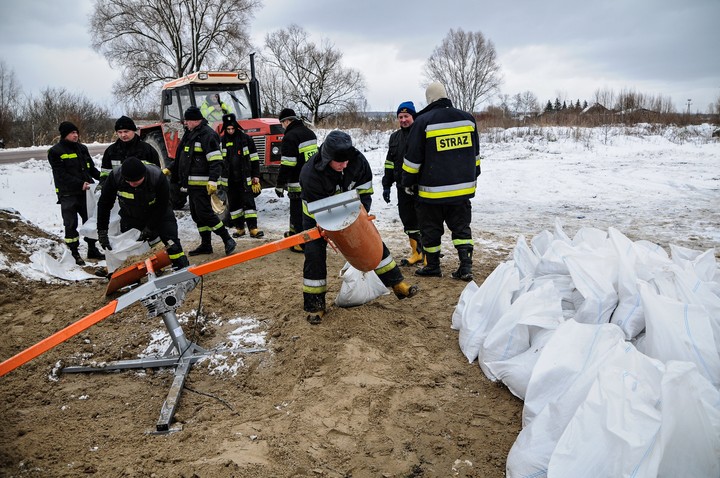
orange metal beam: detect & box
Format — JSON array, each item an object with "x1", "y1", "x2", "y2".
[
  {"x1": 187, "y1": 228, "x2": 322, "y2": 277},
  {"x1": 0, "y1": 301, "x2": 119, "y2": 377}
]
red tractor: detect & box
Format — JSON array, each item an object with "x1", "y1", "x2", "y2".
[{"x1": 139, "y1": 54, "x2": 284, "y2": 208}]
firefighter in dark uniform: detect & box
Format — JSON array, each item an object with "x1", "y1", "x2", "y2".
[
  {"x1": 96, "y1": 157, "x2": 190, "y2": 270},
  {"x1": 402, "y1": 82, "x2": 481, "y2": 281},
  {"x1": 299, "y1": 130, "x2": 418, "y2": 324},
  {"x1": 275, "y1": 108, "x2": 318, "y2": 252},
  {"x1": 98, "y1": 115, "x2": 161, "y2": 188},
  {"x1": 167, "y1": 106, "x2": 236, "y2": 256},
  {"x1": 47, "y1": 121, "x2": 104, "y2": 266},
  {"x1": 220, "y1": 113, "x2": 264, "y2": 239},
  {"x1": 382, "y1": 101, "x2": 423, "y2": 266}
]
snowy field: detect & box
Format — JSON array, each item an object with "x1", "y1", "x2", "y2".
[{"x1": 1, "y1": 124, "x2": 718, "y2": 269}]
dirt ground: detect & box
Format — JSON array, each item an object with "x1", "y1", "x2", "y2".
[{"x1": 0, "y1": 210, "x2": 521, "y2": 478}]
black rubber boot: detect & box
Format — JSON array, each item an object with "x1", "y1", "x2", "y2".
[
  {"x1": 189, "y1": 231, "x2": 213, "y2": 256},
  {"x1": 172, "y1": 254, "x2": 190, "y2": 269},
  {"x1": 86, "y1": 240, "x2": 105, "y2": 260},
  {"x1": 70, "y1": 244, "x2": 85, "y2": 266},
  {"x1": 415, "y1": 251, "x2": 442, "y2": 277},
  {"x1": 217, "y1": 227, "x2": 236, "y2": 255},
  {"x1": 451, "y1": 247, "x2": 474, "y2": 282}
]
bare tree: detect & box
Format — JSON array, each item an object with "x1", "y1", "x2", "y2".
[
  {"x1": 520, "y1": 91, "x2": 540, "y2": 116},
  {"x1": 0, "y1": 60, "x2": 21, "y2": 145},
  {"x1": 16, "y1": 88, "x2": 113, "y2": 145},
  {"x1": 89, "y1": 0, "x2": 261, "y2": 105},
  {"x1": 263, "y1": 25, "x2": 366, "y2": 124},
  {"x1": 423, "y1": 28, "x2": 502, "y2": 112}
]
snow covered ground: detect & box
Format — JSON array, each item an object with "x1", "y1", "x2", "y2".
[{"x1": 1, "y1": 124, "x2": 718, "y2": 274}]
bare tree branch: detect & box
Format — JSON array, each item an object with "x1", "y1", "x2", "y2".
[
  {"x1": 424, "y1": 28, "x2": 503, "y2": 112},
  {"x1": 89, "y1": 0, "x2": 261, "y2": 106},
  {"x1": 263, "y1": 24, "x2": 366, "y2": 124}
]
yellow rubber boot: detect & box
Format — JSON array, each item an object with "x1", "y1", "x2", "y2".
[
  {"x1": 405, "y1": 238, "x2": 424, "y2": 265},
  {"x1": 392, "y1": 281, "x2": 419, "y2": 300},
  {"x1": 249, "y1": 228, "x2": 264, "y2": 238},
  {"x1": 232, "y1": 228, "x2": 246, "y2": 238}
]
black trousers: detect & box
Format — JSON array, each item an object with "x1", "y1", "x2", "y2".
[
  {"x1": 227, "y1": 182, "x2": 258, "y2": 230},
  {"x1": 59, "y1": 194, "x2": 90, "y2": 248},
  {"x1": 289, "y1": 194, "x2": 303, "y2": 234},
  {"x1": 416, "y1": 200, "x2": 473, "y2": 252},
  {"x1": 301, "y1": 213, "x2": 404, "y2": 312},
  {"x1": 188, "y1": 188, "x2": 225, "y2": 235},
  {"x1": 396, "y1": 186, "x2": 420, "y2": 235}
]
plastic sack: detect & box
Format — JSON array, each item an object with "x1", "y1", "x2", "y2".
[
  {"x1": 638, "y1": 280, "x2": 720, "y2": 388},
  {"x1": 28, "y1": 250, "x2": 99, "y2": 281},
  {"x1": 104, "y1": 228, "x2": 151, "y2": 273},
  {"x1": 546, "y1": 346, "x2": 665, "y2": 478},
  {"x1": 480, "y1": 281, "x2": 564, "y2": 380},
  {"x1": 456, "y1": 261, "x2": 520, "y2": 363},
  {"x1": 451, "y1": 280, "x2": 479, "y2": 330},
  {"x1": 506, "y1": 321, "x2": 628, "y2": 478},
  {"x1": 79, "y1": 187, "x2": 121, "y2": 239},
  {"x1": 334, "y1": 262, "x2": 388, "y2": 307}
]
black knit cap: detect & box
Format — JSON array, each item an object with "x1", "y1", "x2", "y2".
[
  {"x1": 121, "y1": 157, "x2": 146, "y2": 182},
  {"x1": 58, "y1": 121, "x2": 79, "y2": 139},
  {"x1": 184, "y1": 106, "x2": 204, "y2": 121},
  {"x1": 222, "y1": 113, "x2": 237, "y2": 132},
  {"x1": 278, "y1": 108, "x2": 297, "y2": 122},
  {"x1": 321, "y1": 130, "x2": 354, "y2": 165},
  {"x1": 114, "y1": 115, "x2": 137, "y2": 131}
]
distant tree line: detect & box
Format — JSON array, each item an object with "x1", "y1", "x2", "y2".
[{"x1": 1, "y1": 0, "x2": 719, "y2": 147}]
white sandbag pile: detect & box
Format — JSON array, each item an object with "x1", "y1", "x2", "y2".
[{"x1": 452, "y1": 219, "x2": 720, "y2": 478}]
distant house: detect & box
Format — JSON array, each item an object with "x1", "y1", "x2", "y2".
[{"x1": 580, "y1": 103, "x2": 609, "y2": 115}]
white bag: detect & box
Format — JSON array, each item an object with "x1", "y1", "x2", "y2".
[
  {"x1": 638, "y1": 281, "x2": 720, "y2": 387},
  {"x1": 334, "y1": 262, "x2": 388, "y2": 307},
  {"x1": 457, "y1": 261, "x2": 519, "y2": 363},
  {"x1": 104, "y1": 228, "x2": 151, "y2": 273}
]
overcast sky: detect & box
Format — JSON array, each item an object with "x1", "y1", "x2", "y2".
[{"x1": 1, "y1": 0, "x2": 718, "y2": 115}]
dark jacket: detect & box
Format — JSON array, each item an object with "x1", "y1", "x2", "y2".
[
  {"x1": 382, "y1": 126, "x2": 412, "y2": 189},
  {"x1": 222, "y1": 129, "x2": 260, "y2": 189},
  {"x1": 99, "y1": 135, "x2": 161, "y2": 184},
  {"x1": 170, "y1": 121, "x2": 223, "y2": 190},
  {"x1": 402, "y1": 98, "x2": 481, "y2": 205},
  {"x1": 300, "y1": 145, "x2": 374, "y2": 215},
  {"x1": 47, "y1": 139, "x2": 100, "y2": 196},
  {"x1": 278, "y1": 119, "x2": 318, "y2": 193},
  {"x1": 96, "y1": 163, "x2": 169, "y2": 230}
]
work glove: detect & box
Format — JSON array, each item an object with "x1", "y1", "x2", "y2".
[
  {"x1": 161, "y1": 168, "x2": 171, "y2": 176},
  {"x1": 275, "y1": 186, "x2": 285, "y2": 198},
  {"x1": 138, "y1": 227, "x2": 157, "y2": 243},
  {"x1": 98, "y1": 230, "x2": 111, "y2": 251},
  {"x1": 251, "y1": 182, "x2": 262, "y2": 194},
  {"x1": 382, "y1": 188, "x2": 391, "y2": 203},
  {"x1": 206, "y1": 181, "x2": 218, "y2": 195},
  {"x1": 404, "y1": 186, "x2": 415, "y2": 196}
]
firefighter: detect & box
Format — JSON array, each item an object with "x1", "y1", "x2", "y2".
[
  {"x1": 275, "y1": 108, "x2": 318, "y2": 252},
  {"x1": 299, "y1": 130, "x2": 418, "y2": 325},
  {"x1": 98, "y1": 115, "x2": 161, "y2": 189},
  {"x1": 167, "y1": 106, "x2": 236, "y2": 256},
  {"x1": 220, "y1": 113, "x2": 264, "y2": 238},
  {"x1": 382, "y1": 101, "x2": 423, "y2": 266},
  {"x1": 402, "y1": 82, "x2": 481, "y2": 281},
  {"x1": 96, "y1": 157, "x2": 190, "y2": 270},
  {"x1": 200, "y1": 94, "x2": 229, "y2": 123},
  {"x1": 47, "y1": 121, "x2": 104, "y2": 265}
]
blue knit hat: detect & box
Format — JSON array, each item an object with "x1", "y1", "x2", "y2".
[{"x1": 396, "y1": 101, "x2": 416, "y2": 117}]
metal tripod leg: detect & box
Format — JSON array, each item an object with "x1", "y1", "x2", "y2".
[{"x1": 60, "y1": 275, "x2": 265, "y2": 433}]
